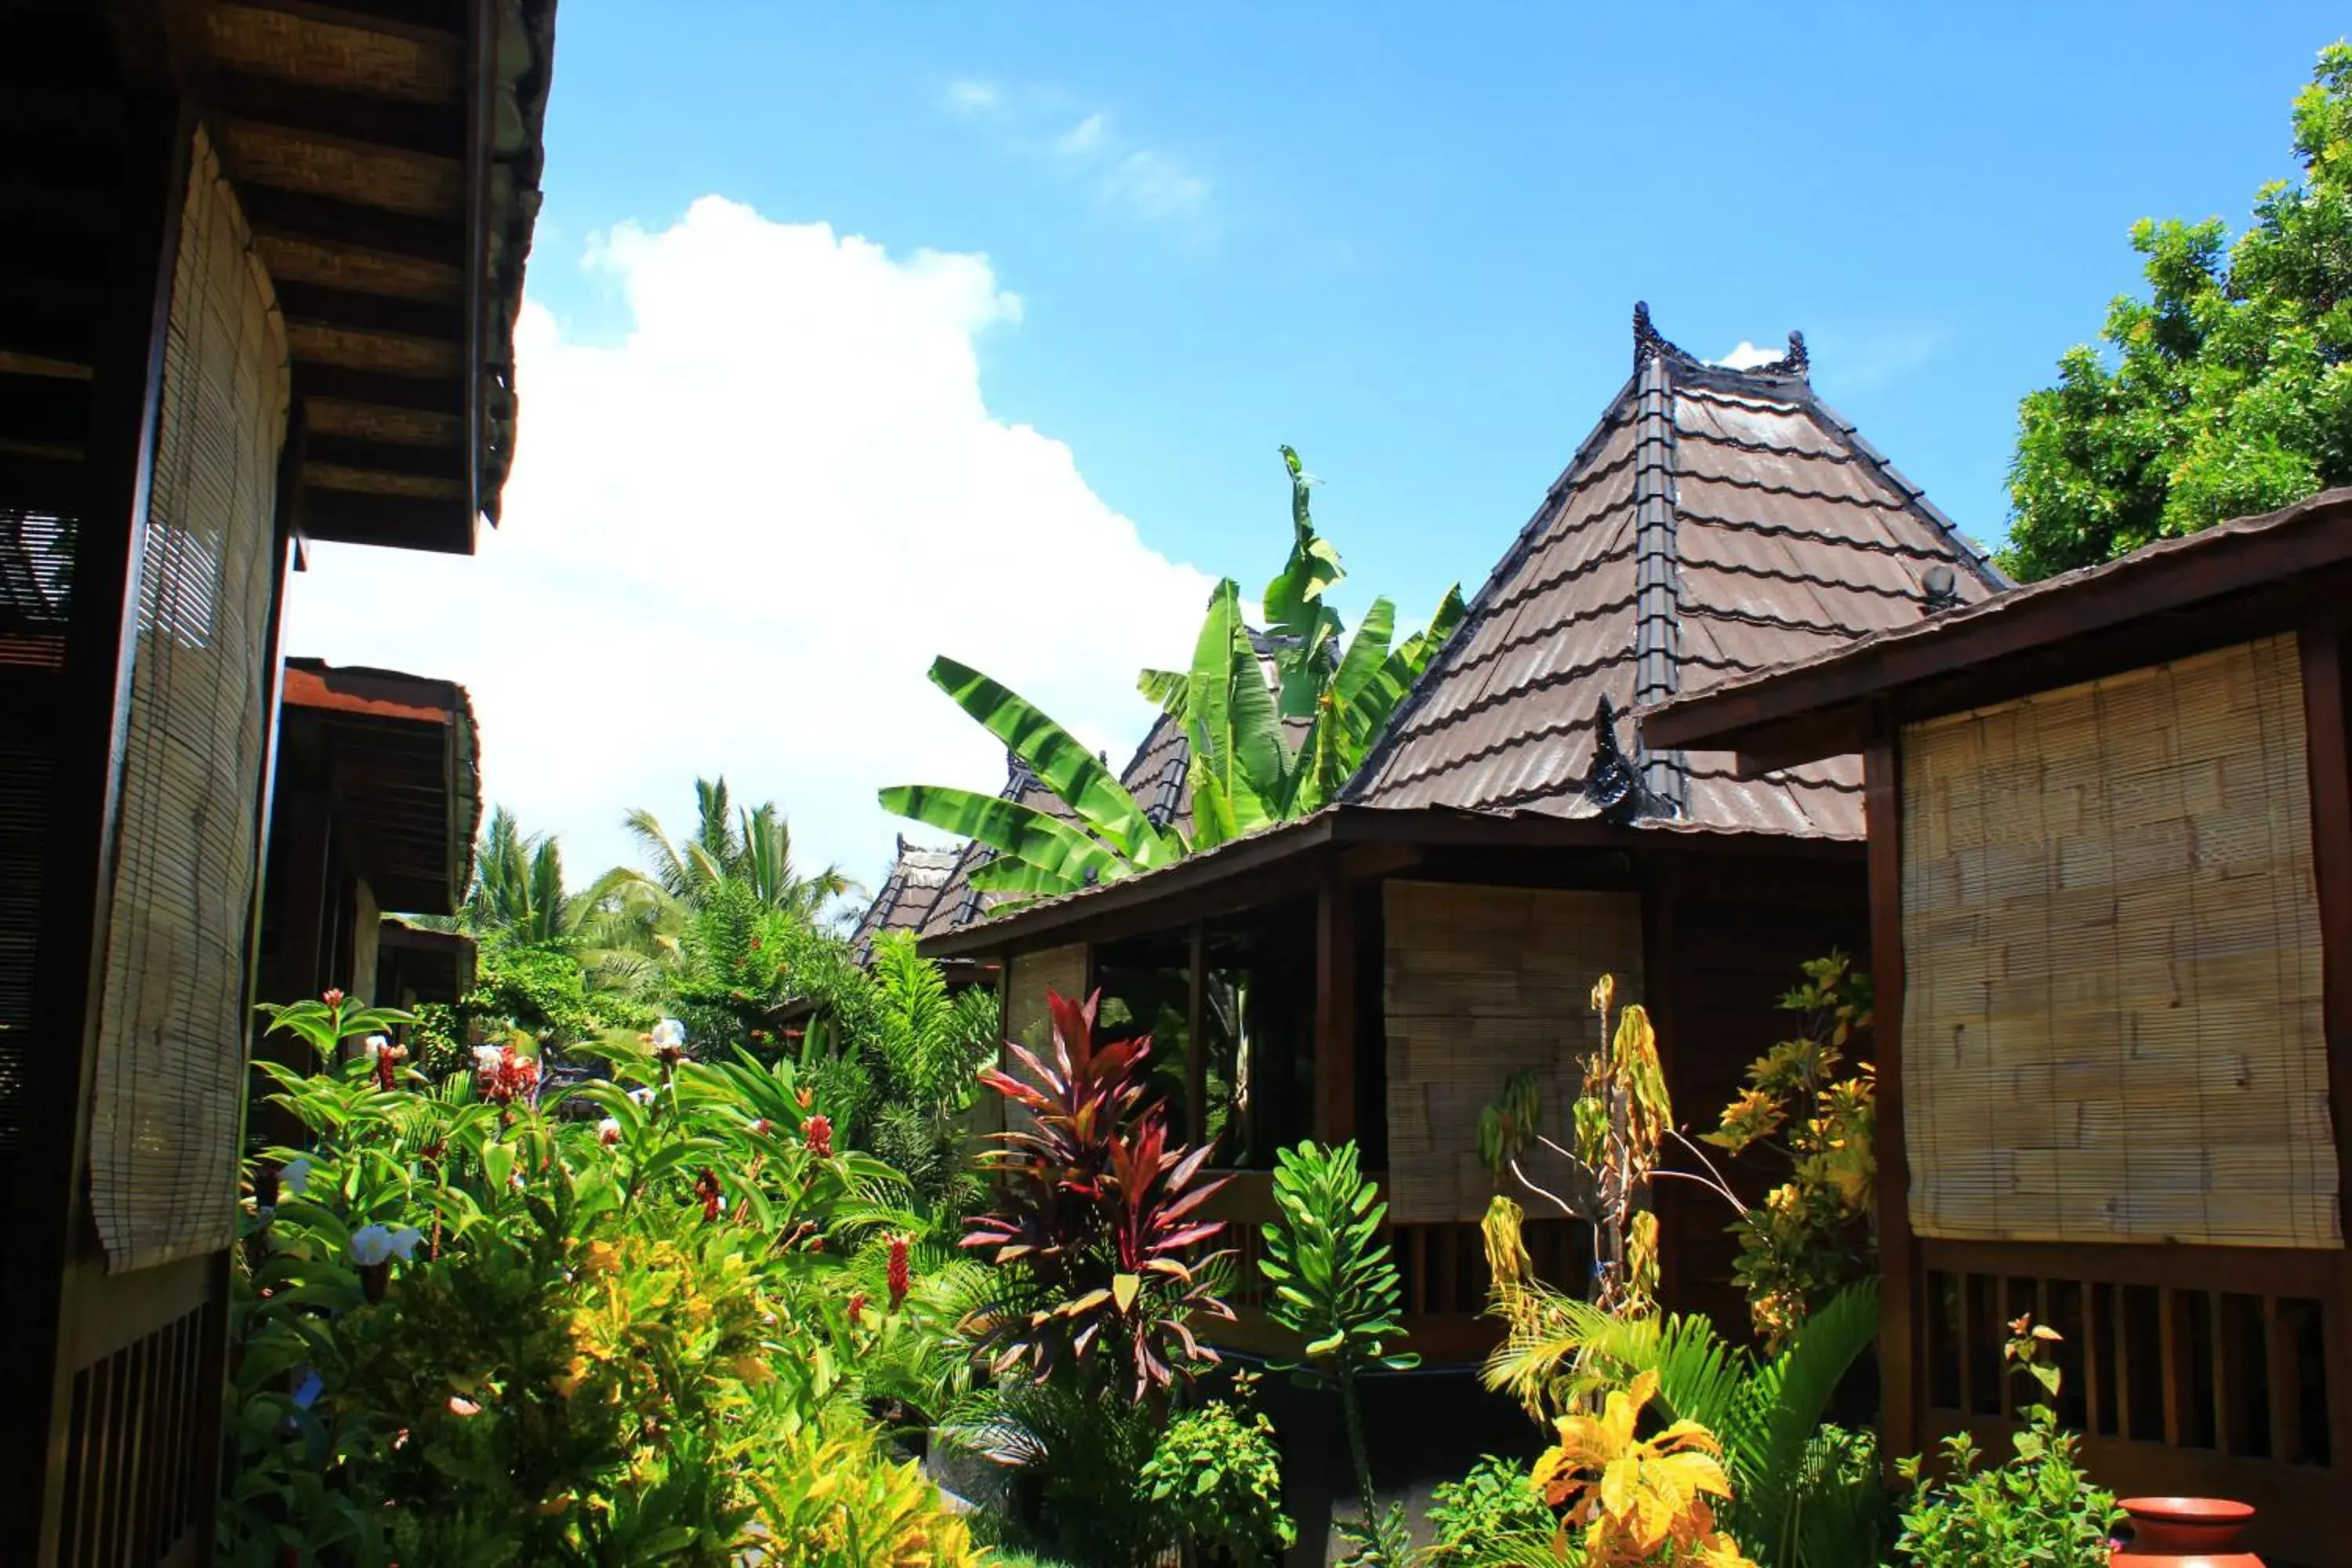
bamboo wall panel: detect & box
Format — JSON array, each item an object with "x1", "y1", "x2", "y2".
[
  {"x1": 1900, "y1": 637, "x2": 2339, "y2": 1248},
  {"x1": 1384, "y1": 881, "x2": 1642, "y2": 1225},
  {"x1": 996, "y1": 944, "x2": 1087, "y2": 1142},
  {"x1": 89, "y1": 129, "x2": 288, "y2": 1272}
]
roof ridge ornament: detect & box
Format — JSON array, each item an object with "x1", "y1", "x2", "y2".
[
  {"x1": 1757, "y1": 329, "x2": 1809, "y2": 379},
  {"x1": 1577, "y1": 695, "x2": 1682, "y2": 825},
  {"x1": 1632, "y1": 301, "x2": 1700, "y2": 372}
]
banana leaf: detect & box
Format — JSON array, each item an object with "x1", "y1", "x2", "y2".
[
  {"x1": 925, "y1": 656, "x2": 1181, "y2": 869},
  {"x1": 876, "y1": 784, "x2": 1120, "y2": 890}
]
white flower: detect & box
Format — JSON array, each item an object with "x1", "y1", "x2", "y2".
[
  {"x1": 281, "y1": 1156, "x2": 313, "y2": 1199},
  {"x1": 349, "y1": 1224, "x2": 423, "y2": 1267},
  {"x1": 597, "y1": 1117, "x2": 622, "y2": 1145},
  {"x1": 649, "y1": 1018, "x2": 687, "y2": 1051},
  {"x1": 364, "y1": 1034, "x2": 390, "y2": 1058},
  {"x1": 626, "y1": 1085, "x2": 657, "y2": 1106}
]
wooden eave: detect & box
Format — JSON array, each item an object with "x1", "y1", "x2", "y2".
[
  {"x1": 3, "y1": 0, "x2": 556, "y2": 556},
  {"x1": 281, "y1": 657, "x2": 481, "y2": 913},
  {"x1": 1640, "y1": 487, "x2": 2352, "y2": 773},
  {"x1": 916, "y1": 801, "x2": 1860, "y2": 961}
]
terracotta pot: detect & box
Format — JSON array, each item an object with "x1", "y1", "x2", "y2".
[{"x1": 2111, "y1": 1497, "x2": 2263, "y2": 1567}]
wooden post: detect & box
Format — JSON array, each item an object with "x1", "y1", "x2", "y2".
[
  {"x1": 1313, "y1": 858, "x2": 1356, "y2": 1145},
  {"x1": 2294, "y1": 626, "x2": 2352, "y2": 1469},
  {"x1": 1185, "y1": 920, "x2": 1207, "y2": 1146},
  {"x1": 2, "y1": 94, "x2": 193, "y2": 1563},
  {"x1": 1864, "y1": 732, "x2": 1918, "y2": 1470},
  {"x1": 1642, "y1": 862, "x2": 1682, "y2": 1316}
]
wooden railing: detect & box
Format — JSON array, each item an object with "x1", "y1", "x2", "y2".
[
  {"x1": 1203, "y1": 1171, "x2": 1590, "y2": 1364},
  {"x1": 1918, "y1": 1238, "x2": 2346, "y2": 1565}
]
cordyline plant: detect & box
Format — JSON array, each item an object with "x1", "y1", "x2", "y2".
[{"x1": 961, "y1": 988, "x2": 1233, "y2": 1397}]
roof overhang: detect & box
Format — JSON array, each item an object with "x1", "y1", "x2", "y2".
[
  {"x1": 281, "y1": 657, "x2": 481, "y2": 913},
  {"x1": 1640, "y1": 488, "x2": 2352, "y2": 773},
  {"x1": 919, "y1": 802, "x2": 1860, "y2": 960},
  {"x1": 130, "y1": 0, "x2": 557, "y2": 554}
]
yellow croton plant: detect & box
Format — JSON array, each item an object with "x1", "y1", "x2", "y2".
[{"x1": 1532, "y1": 1369, "x2": 1755, "y2": 1568}]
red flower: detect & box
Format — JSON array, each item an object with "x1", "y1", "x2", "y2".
[
  {"x1": 750, "y1": 937, "x2": 763, "y2": 951},
  {"x1": 695, "y1": 1168, "x2": 724, "y2": 1223},
  {"x1": 803, "y1": 1114, "x2": 833, "y2": 1160},
  {"x1": 475, "y1": 1044, "x2": 539, "y2": 1106},
  {"x1": 847, "y1": 1292, "x2": 866, "y2": 1326},
  {"x1": 321, "y1": 989, "x2": 346, "y2": 1009},
  {"x1": 887, "y1": 1234, "x2": 912, "y2": 1312}
]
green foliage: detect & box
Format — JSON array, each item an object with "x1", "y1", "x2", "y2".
[
  {"x1": 1479, "y1": 1276, "x2": 1887, "y2": 1568},
  {"x1": 1425, "y1": 1455, "x2": 1556, "y2": 1564},
  {"x1": 223, "y1": 993, "x2": 974, "y2": 1566},
  {"x1": 1894, "y1": 1317, "x2": 2118, "y2": 1567},
  {"x1": 1258, "y1": 1138, "x2": 1415, "y2": 1564},
  {"x1": 2002, "y1": 42, "x2": 2352, "y2": 579},
  {"x1": 1138, "y1": 1376, "x2": 1295, "y2": 1568},
  {"x1": 945, "y1": 1377, "x2": 1167, "y2": 1566},
  {"x1": 1703, "y1": 953, "x2": 1877, "y2": 1351}
]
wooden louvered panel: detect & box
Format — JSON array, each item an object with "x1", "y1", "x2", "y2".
[{"x1": 56, "y1": 1294, "x2": 218, "y2": 1568}]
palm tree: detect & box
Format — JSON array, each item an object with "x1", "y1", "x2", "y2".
[
  {"x1": 455, "y1": 807, "x2": 575, "y2": 944},
  {"x1": 612, "y1": 777, "x2": 857, "y2": 923}
]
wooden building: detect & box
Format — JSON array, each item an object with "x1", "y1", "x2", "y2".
[
  {"x1": 923, "y1": 307, "x2": 2007, "y2": 1350},
  {"x1": 0, "y1": 3, "x2": 553, "y2": 1560},
  {"x1": 1642, "y1": 486, "x2": 2352, "y2": 1564}
]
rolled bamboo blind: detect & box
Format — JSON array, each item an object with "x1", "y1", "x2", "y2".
[
  {"x1": 90, "y1": 128, "x2": 288, "y2": 1272},
  {"x1": 1384, "y1": 881, "x2": 1643, "y2": 1225},
  {"x1": 1900, "y1": 635, "x2": 2339, "y2": 1250},
  {"x1": 996, "y1": 943, "x2": 1087, "y2": 1141}
]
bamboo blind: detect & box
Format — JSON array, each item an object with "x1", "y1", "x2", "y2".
[
  {"x1": 1384, "y1": 881, "x2": 1643, "y2": 1225},
  {"x1": 90, "y1": 129, "x2": 289, "y2": 1272},
  {"x1": 1900, "y1": 636, "x2": 2339, "y2": 1250},
  {"x1": 996, "y1": 943, "x2": 1087, "y2": 1140}
]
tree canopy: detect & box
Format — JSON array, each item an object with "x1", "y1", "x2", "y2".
[{"x1": 2000, "y1": 42, "x2": 2352, "y2": 582}]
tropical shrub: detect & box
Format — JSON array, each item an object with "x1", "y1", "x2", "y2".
[
  {"x1": 961, "y1": 987, "x2": 1232, "y2": 1392},
  {"x1": 1480, "y1": 1225, "x2": 1888, "y2": 1568},
  {"x1": 1137, "y1": 1373, "x2": 1295, "y2": 1568},
  {"x1": 1534, "y1": 1369, "x2": 1753, "y2": 1567},
  {"x1": 222, "y1": 991, "x2": 971, "y2": 1567},
  {"x1": 1893, "y1": 1316, "x2": 2119, "y2": 1568},
  {"x1": 1703, "y1": 953, "x2": 1877, "y2": 1351},
  {"x1": 1425, "y1": 1454, "x2": 1555, "y2": 1563},
  {"x1": 1477, "y1": 974, "x2": 1670, "y2": 1316},
  {"x1": 1259, "y1": 1138, "x2": 1416, "y2": 1564}
]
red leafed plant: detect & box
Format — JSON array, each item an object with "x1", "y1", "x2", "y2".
[{"x1": 963, "y1": 989, "x2": 1233, "y2": 1396}]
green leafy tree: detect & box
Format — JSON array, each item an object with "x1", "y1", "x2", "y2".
[
  {"x1": 619, "y1": 778, "x2": 853, "y2": 924},
  {"x1": 2003, "y1": 42, "x2": 2352, "y2": 579},
  {"x1": 1258, "y1": 1138, "x2": 1417, "y2": 1564}
]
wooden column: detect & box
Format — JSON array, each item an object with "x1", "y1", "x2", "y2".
[
  {"x1": 1313, "y1": 858, "x2": 1356, "y2": 1145},
  {"x1": 2295, "y1": 626, "x2": 2352, "y2": 1470},
  {"x1": 1864, "y1": 731, "x2": 1918, "y2": 1469},
  {"x1": 1641, "y1": 862, "x2": 1682, "y2": 1316},
  {"x1": 2, "y1": 95, "x2": 192, "y2": 1563},
  {"x1": 1185, "y1": 920, "x2": 1207, "y2": 1145}
]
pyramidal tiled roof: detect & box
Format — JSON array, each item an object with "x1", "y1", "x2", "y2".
[
  {"x1": 1344, "y1": 303, "x2": 2006, "y2": 837},
  {"x1": 847, "y1": 836, "x2": 961, "y2": 960}
]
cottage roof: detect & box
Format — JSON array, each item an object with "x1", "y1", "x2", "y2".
[
  {"x1": 1642, "y1": 485, "x2": 2352, "y2": 770},
  {"x1": 281, "y1": 656, "x2": 481, "y2": 914},
  {"x1": 1345, "y1": 304, "x2": 2004, "y2": 838},
  {"x1": 847, "y1": 837, "x2": 960, "y2": 960}
]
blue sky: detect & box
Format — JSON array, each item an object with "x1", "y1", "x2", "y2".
[{"x1": 289, "y1": 3, "x2": 2350, "y2": 895}]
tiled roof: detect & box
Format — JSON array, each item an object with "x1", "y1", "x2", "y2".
[
  {"x1": 1344, "y1": 304, "x2": 2005, "y2": 838},
  {"x1": 847, "y1": 836, "x2": 962, "y2": 961}
]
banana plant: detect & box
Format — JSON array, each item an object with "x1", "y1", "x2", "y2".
[{"x1": 879, "y1": 655, "x2": 1188, "y2": 901}]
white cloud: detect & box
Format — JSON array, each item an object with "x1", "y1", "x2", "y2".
[
  {"x1": 953, "y1": 87, "x2": 1211, "y2": 231},
  {"x1": 1710, "y1": 341, "x2": 1786, "y2": 370},
  {"x1": 1053, "y1": 113, "x2": 1107, "y2": 159},
  {"x1": 281, "y1": 198, "x2": 1213, "y2": 899},
  {"x1": 943, "y1": 79, "x2": 1000, "y2": 115}
]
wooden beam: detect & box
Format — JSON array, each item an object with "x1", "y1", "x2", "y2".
[
  {"x1": 273, "y1": 281, "x2": 463, "y2": 343},
  {"x1": 1313, "y1": 855, "x2": 1356, "y2": 1144},
  {"x1": 214, "y1": 69, "x2": 463, "y2": 159},
  {"x1": 301, "y1": 431, "x2": 464, "y2": 481},
  {"x1": 298, "y1": 487, "x2": 471, "y2": 554},
  {"x1": 1864, "y1": 731, "x2": 1918, "y2": 1472},
  {"x1": 2294, "y1": 626, "x2": 2352, "y2": 1472},
  {"x1": 225, "y1": 0, "x2": 470, "y2": 41},
  {"x1": 237, "y1": 183, "x2": 462, "y2": 265},
  {"x1": 293, "y1": 362, "x2": 463, "y2": 414}
]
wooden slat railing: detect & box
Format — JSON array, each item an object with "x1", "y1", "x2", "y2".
[
  {"x1": 1201, "y1": 1171, "x2": 1591, "y2": 1364},
  {"x1": 1918, "y1": 1237, "x2": 2345, "y2": 1566}
]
